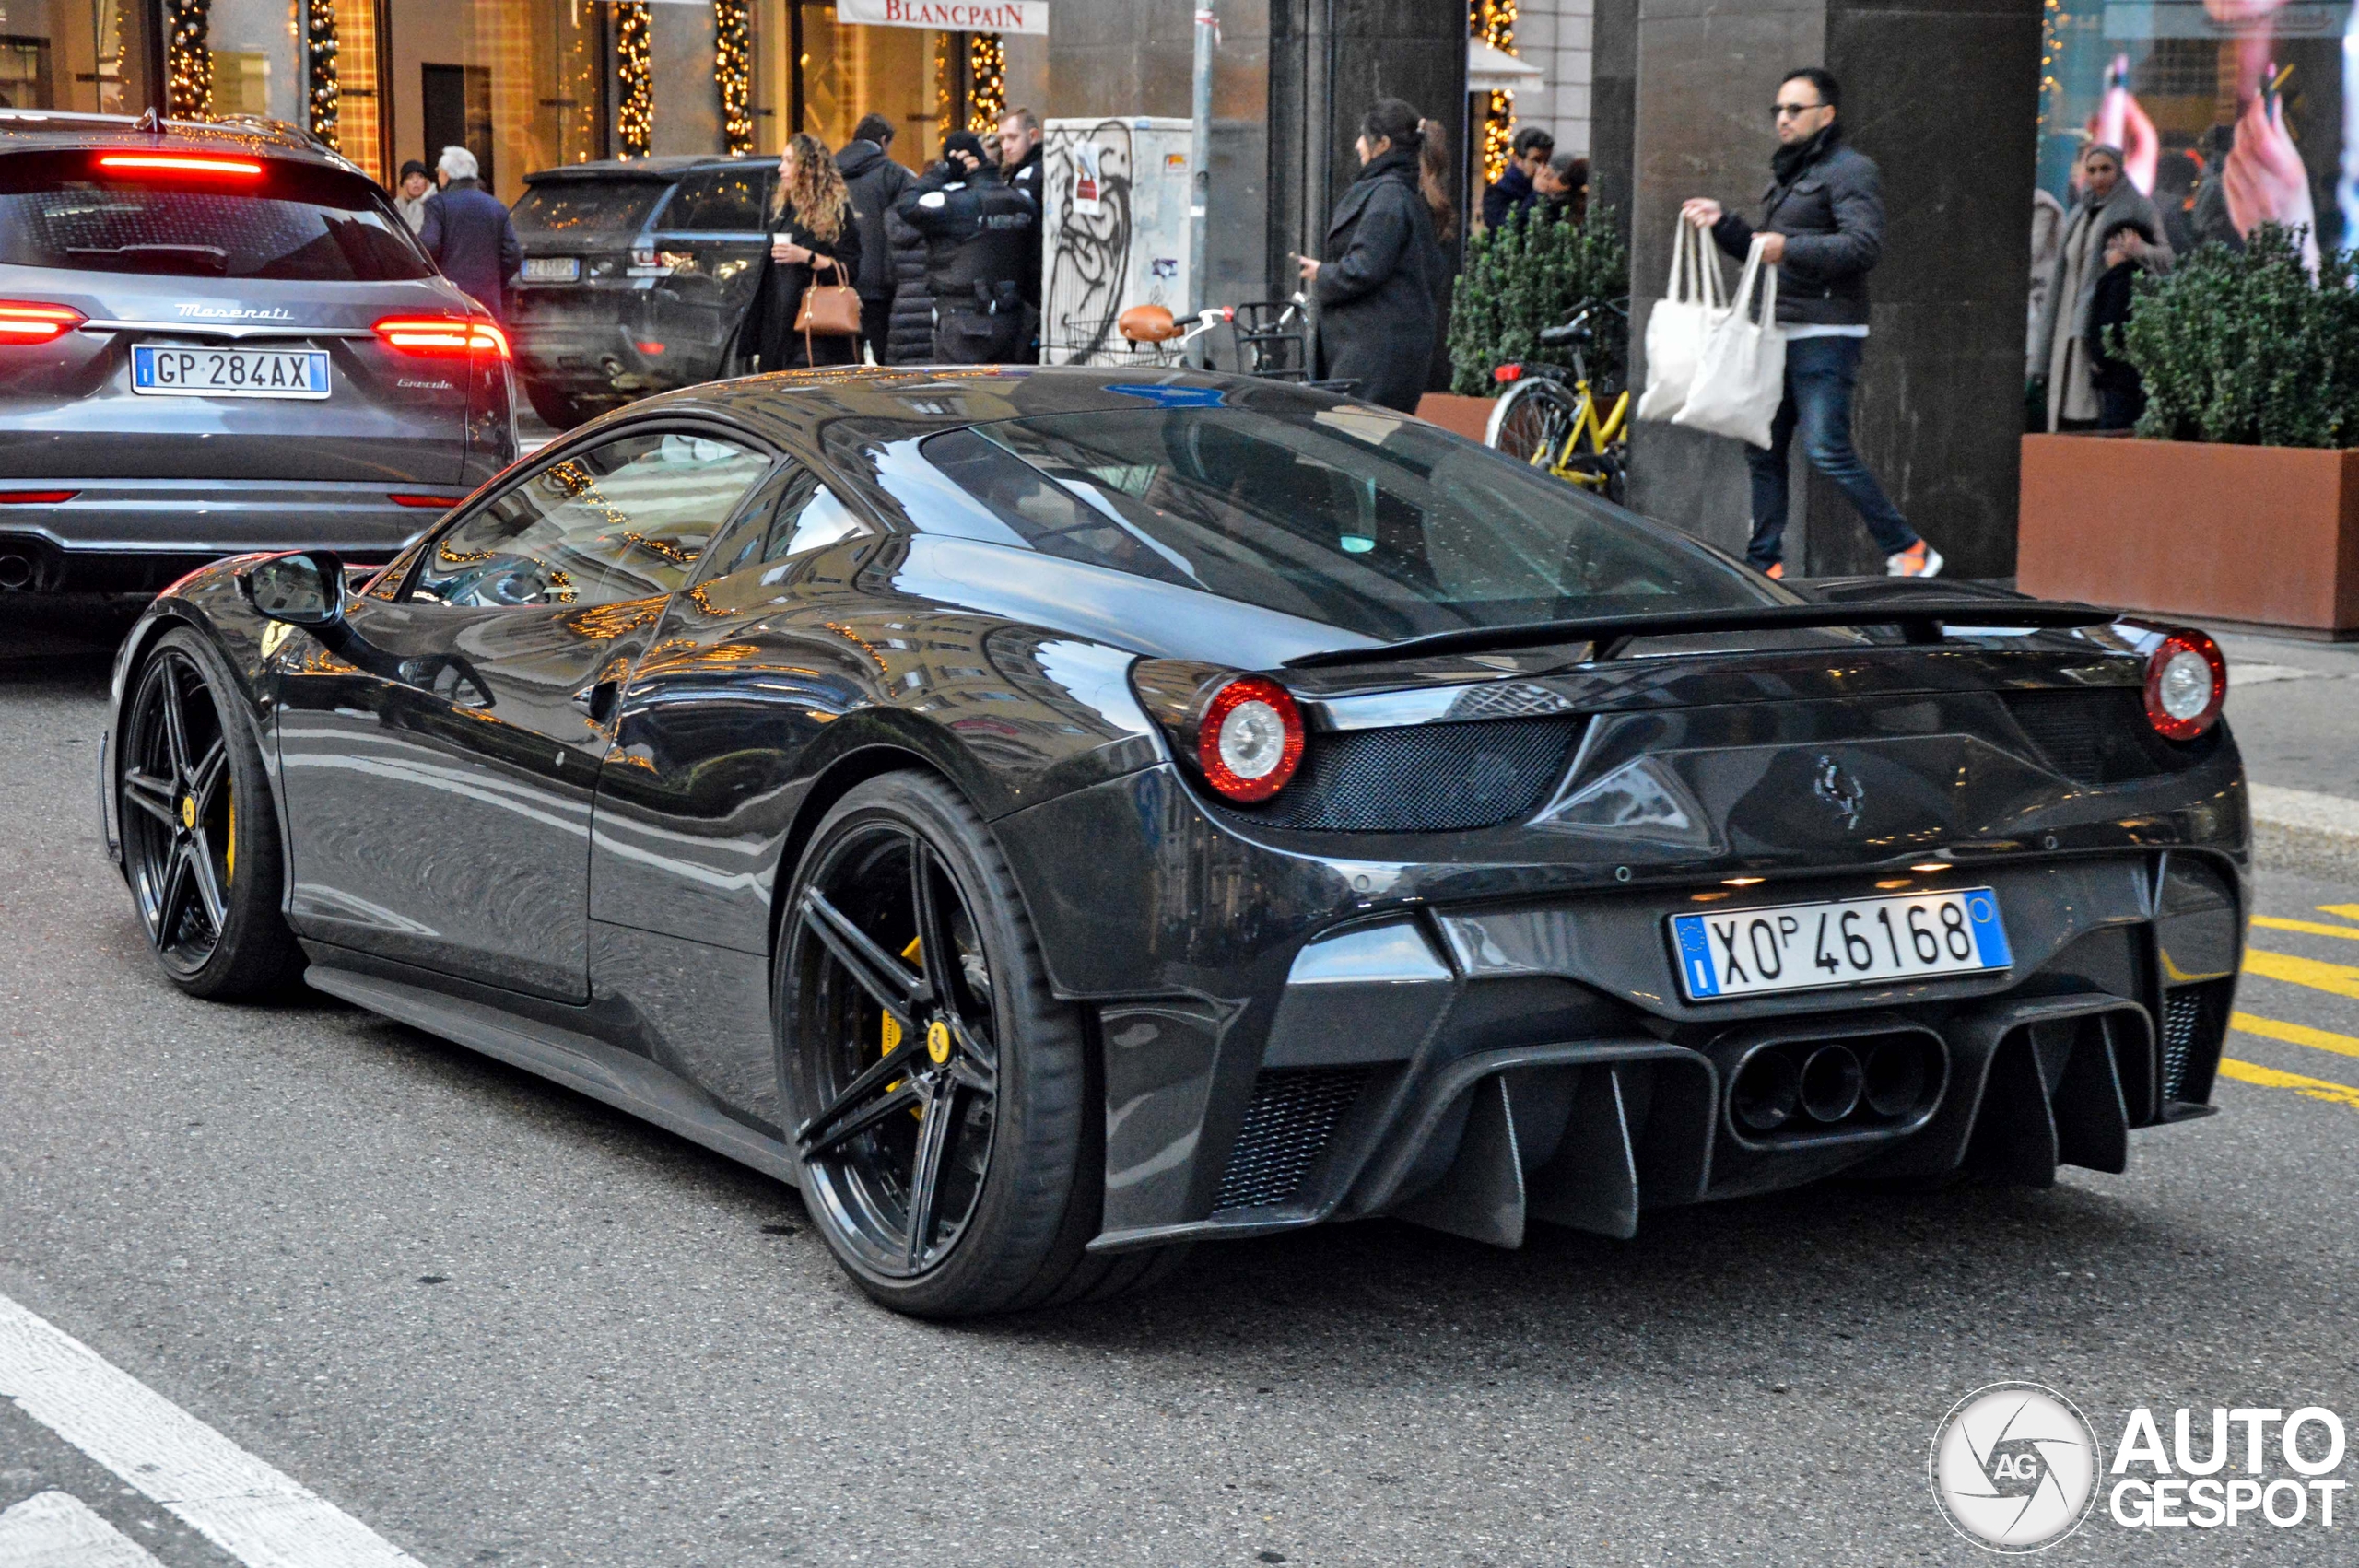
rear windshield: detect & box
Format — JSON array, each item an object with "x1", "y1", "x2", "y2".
[
  {"x1": 0, "y1": 149, "x2": 430, "y2": 281},
  {"x1": 904, "y1": 393, "x2": 1771, "y2": 640},
  {"x1": 512, "y1": 180, "x2": 665, "y2": 237}
]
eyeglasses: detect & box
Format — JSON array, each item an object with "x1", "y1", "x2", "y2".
[{"x1": 1772, "y1": 101, "x2": 1821, "y2": 119}]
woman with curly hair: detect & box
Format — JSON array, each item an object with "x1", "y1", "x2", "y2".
[{"x1": 745, "y1": 132, "x2": 863, "y2": 370}]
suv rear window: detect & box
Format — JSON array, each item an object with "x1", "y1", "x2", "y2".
[
  {"x1": 512, "y1": 180, "x2": 665, "y2": 237},
  {"x1": 0, "y1": 149, "x2": 430, "y2": 281},
  {"x1": 655, "y1": 166, "x2": 772, "y2": 231}
]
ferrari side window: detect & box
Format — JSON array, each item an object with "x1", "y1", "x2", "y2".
[{"x1": 409, "y1": 431, "x2": 771, "y2": 609}]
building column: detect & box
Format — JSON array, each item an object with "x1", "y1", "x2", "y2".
[{"x1": 1622, "y1": 0, "x2": 2040, "y2": 579}]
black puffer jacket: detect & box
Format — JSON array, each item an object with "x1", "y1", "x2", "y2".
[
  {"x1": 1708, "y1": 123, "x2": 1883, "y2": 327},
  {"x1": 837, "y1": 139, "x2": 914, "y2": 301},
  {"x1": 885, "y1": 207, "x2": 934, "y2": 365}
]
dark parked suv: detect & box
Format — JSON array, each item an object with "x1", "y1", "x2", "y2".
[
  {"x1": 0, "y1": 111, "x2": 516, "y2": 593},
  {"x1": 508, "y1": 156, "x2": 776, "y2": 429}
]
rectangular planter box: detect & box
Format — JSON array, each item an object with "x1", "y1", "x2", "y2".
[
  {"x1": 2019, "y1": 434, "x2": 2359, "y2": 638},
  {"x1": 1414, "y1": 392, "x2": 1494, "y2": 444}
]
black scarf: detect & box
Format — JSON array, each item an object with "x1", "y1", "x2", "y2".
[
  {"x1": 1355, "y1": 146, "x2": 1422, "y2": 189},
  {"x1": 1771, "y1": 123, "x2": 1841, "y2": 188}
]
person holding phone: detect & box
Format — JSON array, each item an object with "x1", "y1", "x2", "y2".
[{"x1": 896, "y1": 130, "x2": 1038, "y2": 365}]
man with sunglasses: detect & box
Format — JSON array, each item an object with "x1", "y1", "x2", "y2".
[{"x1": 1679, "y1": 67, "x2": 1941, "y2": 580}]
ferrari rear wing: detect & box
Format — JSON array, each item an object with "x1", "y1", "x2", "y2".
[{"x1": 1281, "y1": 599, "x2": 2119, "y2": 672}]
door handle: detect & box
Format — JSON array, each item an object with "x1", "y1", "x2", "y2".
[{"x1": 572, "y1": 678, "x2": 619, "y2": 724}]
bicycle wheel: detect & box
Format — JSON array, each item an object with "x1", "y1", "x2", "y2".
[{"x1": 1485, "y1": 378, "x2": 1582, "y2": 465}]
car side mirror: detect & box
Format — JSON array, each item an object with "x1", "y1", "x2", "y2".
[{"x1": 239, "y1": 550, "x2": 346, "y2": 628}]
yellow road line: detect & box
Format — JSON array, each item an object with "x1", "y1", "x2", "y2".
[
  {"x1": 2230, "y1": 1011, "x2": 2359, "y2": 1061},
  {"x1": 2317, "y1": 904, "x2": 2359, "y2": 923},
  {"x1": 2217, "y1": 1058, "x2": 2359, "y2": 1112},
  {"x1": 2253, "y1": 915, "x2": 2359, "y2": 942},
  {"x1": 2243, "y1": 948, "x2": 2359, "y2": 1000}
]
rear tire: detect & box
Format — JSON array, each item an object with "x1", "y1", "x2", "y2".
[
  {"x1": 116, "y1": 627, "x2": 304, "y2": 1000},
  {"x1": 522, "y1": 379, "x2": 596, "y2": 431},
  {"x1": 777, "y1": 772, "x2": 1184, "y2": 1316}
]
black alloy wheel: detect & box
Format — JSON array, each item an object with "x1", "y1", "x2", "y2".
[
  {"x1": 117, "y1": 630, "x2": 303, "y2": 999},
  {"x1": 779, "y1": 773, "x2": 1186, "y2": 1316}
]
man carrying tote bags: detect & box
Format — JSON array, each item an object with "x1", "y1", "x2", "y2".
[{"x1": 1677, "y1": 66, "x2": 1941, "y2": 581}]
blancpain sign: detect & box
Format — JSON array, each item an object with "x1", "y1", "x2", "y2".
[{"x1": 835, "y1": 0, "x2": 1048, "y2": 34}]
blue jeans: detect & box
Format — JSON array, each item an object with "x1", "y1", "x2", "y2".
[{"x1": 1743, "y1": 333, "x2": 1919, "y2": 568}]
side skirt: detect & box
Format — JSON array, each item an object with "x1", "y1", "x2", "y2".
[{"x1": 304, "y1": 954, "x2": 801, "y2": 1188}]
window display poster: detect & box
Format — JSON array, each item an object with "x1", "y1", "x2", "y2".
[{"x1": 2038, "y1": 1, "x2": 2359, "y2": 263}]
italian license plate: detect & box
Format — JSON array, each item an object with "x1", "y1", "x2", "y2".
[
  {"x1": 1669, "y1": 888, "x2": 2012, "y2": 1001},
  {"x1": 132, "y1": 344, "x2": 329, "y2": 399},
  {"x1": 522, "y1": 256, "x2": 581, "y2": 282}
]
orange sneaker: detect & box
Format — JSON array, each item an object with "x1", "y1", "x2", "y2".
[
  {"x1": 1764, "y1": 561, "x2": 1785, "y2": 580},
  {"x1": 1886, "y1": 541, "x2": 1943, "y2": 579}
]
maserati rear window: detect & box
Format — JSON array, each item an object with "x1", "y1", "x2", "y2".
[
  {"x1": 910, "y1": 398, "x2": 1773, "y2": 640},
  {"x1": 0, "y1": 150, "x2": 430, "y2": 280}
]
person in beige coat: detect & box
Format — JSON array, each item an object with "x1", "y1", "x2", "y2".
[{"x1": 2035, "y1": 144, "x2": 2170, "y2": 430}]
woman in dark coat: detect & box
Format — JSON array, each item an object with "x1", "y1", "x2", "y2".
[
  {"x1": 1297, "y1": 99, "x2": 1445, "y2": 412},
  {"x1": 745, "y1": 133, "x2": 863, "y2": 370}
]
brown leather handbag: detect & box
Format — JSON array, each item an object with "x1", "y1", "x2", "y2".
[{"x1": 794, "y1": 252, "x2": 863, "y2": 361}]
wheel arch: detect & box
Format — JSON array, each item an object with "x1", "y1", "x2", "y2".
[{"x1": 763, "y1": 743, "x2": 967, "y2": 965}]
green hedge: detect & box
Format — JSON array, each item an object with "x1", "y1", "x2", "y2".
[
  {"x1": 2124, "y1": 224, "x2": 2359, "y2": 447},
  {"x1": 1446, "y1": 204, "x2": 1628, "y2": 397}
]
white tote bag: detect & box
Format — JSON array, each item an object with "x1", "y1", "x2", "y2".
[
  {"x1": 1634, "y1": 219, "x2": 1727, "y2": 423},
  {"x1": 1673, "y1": 235, "x2": 1786, "y2": 449}
]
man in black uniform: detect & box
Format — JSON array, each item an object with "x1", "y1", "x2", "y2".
[
  {"x1": 895, "y1": 129, "x2": 1039, "y2": 364},
  {"x1": 996, "y1": 108, "x2": 1045, "y2": 360}
]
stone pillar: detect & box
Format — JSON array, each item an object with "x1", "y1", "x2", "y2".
[{"x1": 1624, "y1": 0, "x2": 2040, "y2": 579}]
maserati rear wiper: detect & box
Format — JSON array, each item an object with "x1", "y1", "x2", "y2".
[{"x1": 1282, "y1": 599, "x2": 2117, "y2": 671}]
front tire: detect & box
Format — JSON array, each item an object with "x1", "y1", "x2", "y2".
[
  {"x1": 777, "y1": 772, "x2": 1182, "y2": 1316},
  {"x1": 117, "y1": 628, "x2": 303, "y2": 1000}
]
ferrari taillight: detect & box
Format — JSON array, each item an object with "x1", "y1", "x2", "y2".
[
  {"x1": 2144, "y1": 627, "x2": 2227, "y2": 741},
  {"x1": 1196, "y1": 674, "x2": 1306, "y2": 803},
  {"x1": 372, "y1": 315, "x2": 511, "y2": 359},
  {"x1": 0, "y1": 301, "x2": 86, "y2": 345}
]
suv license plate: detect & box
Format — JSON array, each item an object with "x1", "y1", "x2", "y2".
[
  {"x1": 522, "y1": 256, "x2": 581, "y2": 282},
  {"x1": 132, "y1": 345, "x2": 329, "y2": 399},
  {"x1": 1669, "y1": 888, "x2": 2011, "y2": 1001}
]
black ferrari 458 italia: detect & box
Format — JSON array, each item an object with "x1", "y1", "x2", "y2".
[{"x1": 100, "y1": 367, "x2": 2248, "y2": 1316}]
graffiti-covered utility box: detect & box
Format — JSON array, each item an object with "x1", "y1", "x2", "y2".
[{"x1": 1041, "y1": 116, "x2": 1195, "y2": 367}]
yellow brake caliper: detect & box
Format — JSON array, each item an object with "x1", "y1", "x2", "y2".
[
  {"x1": 886, "y1": 935, "x2": 923, "y2": 1117},
  {"x1": 225, "y1": 791, "x2": 235, "y2": 884}
]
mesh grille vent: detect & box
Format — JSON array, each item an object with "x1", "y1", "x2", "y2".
[
  {"x1": 1221, "y1": 717, "x2": 1580, "y2": 833},
  {"x1": 2161, "y1": 987, "x2": 2204, "y2": 1102},
  {"x1": 1212, "y1": 1067, "x2": 1371, "y2": 1212},
  {"x1": 2002, "y1": 688, "x2": 2212, "y2": 785}
]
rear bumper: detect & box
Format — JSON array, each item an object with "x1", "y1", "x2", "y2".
[{"x1": 0, "y1": 480, "x2": 455, "y2": 590}]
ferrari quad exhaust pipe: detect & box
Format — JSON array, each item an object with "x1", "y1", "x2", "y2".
[
  {"x1": 1716, "y1": 1024, "x2": 1949, "y2": 1144},
  {"x1": 1800, "y1": 1045, "x2": 1864, "y2": 1124}
]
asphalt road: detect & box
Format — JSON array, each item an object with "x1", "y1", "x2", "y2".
[{"x1": 4, "y1": 597, "x2": 2357, "y2": 1567}]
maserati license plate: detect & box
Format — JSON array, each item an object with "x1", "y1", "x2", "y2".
[
  {"x1": 1669, "y1": 888, "x2": 2012, "y2": 1000},
  {"x1": 522, "y1": 256, "x2": 581, "y2": 282},
  {"x1": 133, "y1": 344, "x2": 329, "y2": 399}
]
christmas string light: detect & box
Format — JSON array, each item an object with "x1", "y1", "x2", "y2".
[
  {"x1": 935, "y1": 37, "x2": 954, "y2": 141},
  {"x1": 714, "y1": 0, "x2": 752, "y2": 154},
  {"x1": 307, "y1": 0, "x2": 341, "y2": 145},
  {"x1": 967, "y1": 32, "x2": 1003, "y2": 134},
  {"x1": 1470, "y1": 0, "x2": 1517, "y2": 187},
  {"x1": 166, "y1": 0, "x2": 213, "y2": 119},
  {"x1": 616, "y1": 1, "x2": 651, "y2": 158}
]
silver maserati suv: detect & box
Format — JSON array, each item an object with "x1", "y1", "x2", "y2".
[{"x1": 0, "y1": 111, "x2": 515, "y2": 593}]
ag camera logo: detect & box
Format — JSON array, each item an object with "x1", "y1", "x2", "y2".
[{"x1": 1929, "y1": 1383, "x2": 2101, "y2": 1552}]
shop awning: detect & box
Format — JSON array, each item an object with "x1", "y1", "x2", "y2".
[{"x1": 1469, "y1": 39, "x2": 1543, "y2": 94}]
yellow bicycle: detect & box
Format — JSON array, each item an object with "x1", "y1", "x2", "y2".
[{"x1": 1484, "y1": 305, "x2": 1630, "y2": 506}]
